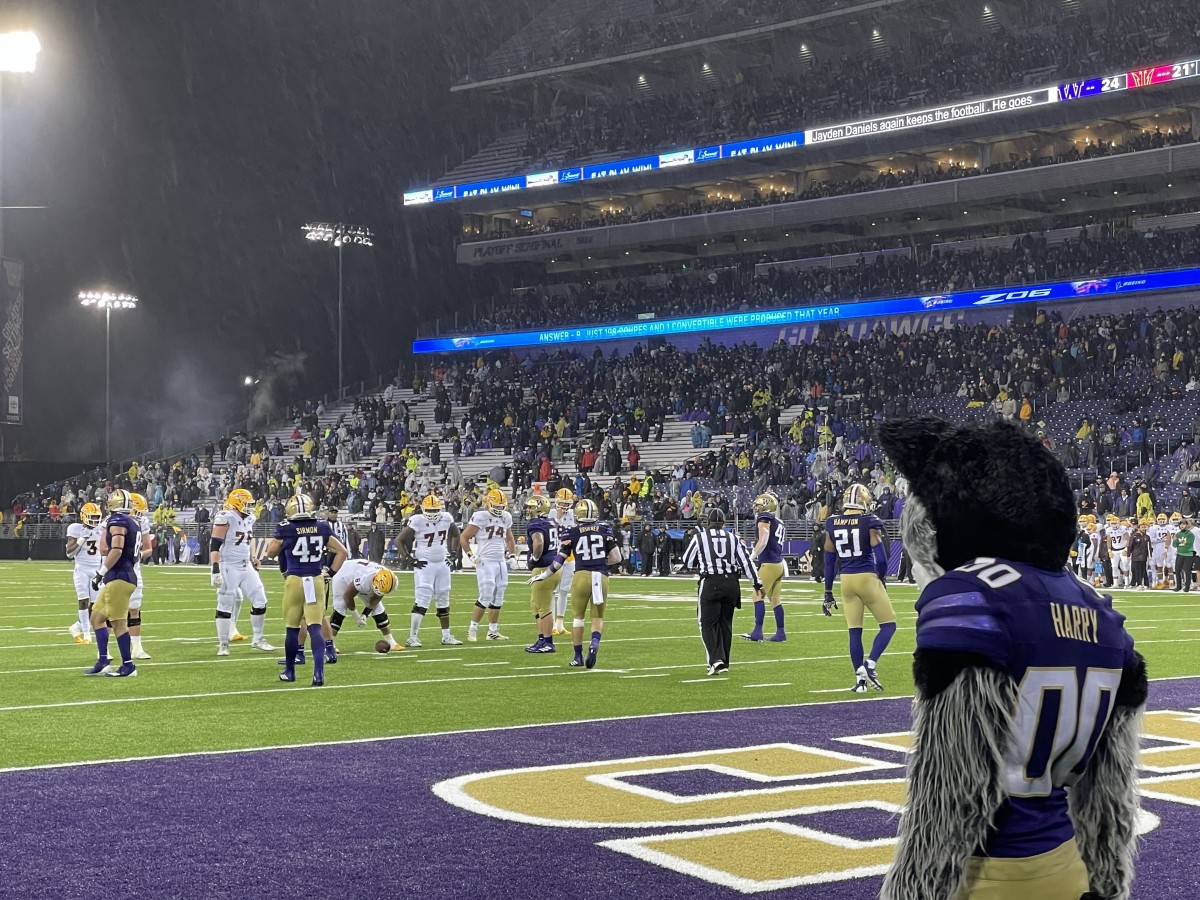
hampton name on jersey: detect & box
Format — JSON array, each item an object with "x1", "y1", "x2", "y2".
[
  {"x1": 469, "y1": 509, "x2": 513, "y2": 561},
  {"x1": 825, "y1": 511, "x2": 883, "y2": 575},
  {"x1": 214, "y1": 508, "x2": 256, "y2": 564},
  {"x1": 68, "y1": 522, "x2": 104, "y2": 572},
  {"x1": 409, "y1": 511, "x2": 454, "y2": 564},
  {"x1": 916, "y1": 559, "x2": 1138, "y2": 858}
]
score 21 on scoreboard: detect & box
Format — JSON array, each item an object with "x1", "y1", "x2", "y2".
[{"x1": 404, "y1": 55, "x2": 1200, "y2": 206}]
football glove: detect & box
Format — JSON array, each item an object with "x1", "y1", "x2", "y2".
[
  {"x1": 528, "y1": 570, "x2": 550, "y2": 584},
  {"x1": 90, "y1": 572, "x2": 104, "y2": 591},
  {"x1": 505, "y1": 555, "x2": 516, "y2": 572},
  {"x1": 210, "y1": 565, "x2": 222, "y2": 588},
  {"x1": 411, "y1": 559, "x2": 428, "y2": 569},
  {"x1": 822, "y1": 592, "x2": 838, "y2": 616},
  {"x1": 353, "y1": 611, "x2": 368, "y2": 628}
]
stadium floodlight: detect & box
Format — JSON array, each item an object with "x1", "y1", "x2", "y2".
[
  {"x1": 301, "y1": 222, "x2": 374, "y2": 399},
  {"x1": 80, "y1": 291, "x2": 139, "y2": 463},
  {"x1": 0, "y1": 32, "x2": 40, "y2": 73}
]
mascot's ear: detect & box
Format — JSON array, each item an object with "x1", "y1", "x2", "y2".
[{"x1": 879, "y1": 417, "x2": 955, "y2": 480}]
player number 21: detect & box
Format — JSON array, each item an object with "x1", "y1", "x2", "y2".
[{"x1": 833, "y1": 528, "x2": 861, "y2": 558}]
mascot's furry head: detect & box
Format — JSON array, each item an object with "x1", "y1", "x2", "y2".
[{"x1": 879, "y1": 417, "x2": 1076, "y2": 582}]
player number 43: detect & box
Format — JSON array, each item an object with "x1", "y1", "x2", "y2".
[{"x1": 291, "y1": 535, "x2": 326, "y2": 563}]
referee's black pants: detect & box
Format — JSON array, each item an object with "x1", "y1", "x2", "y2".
[{"x1": 698, "y1": 574, "x2": 740, "y2": 669}]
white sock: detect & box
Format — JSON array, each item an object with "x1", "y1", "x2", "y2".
[
  {"x1": 488, "y1": 622, "x2": 499, "y2": 634},
  {"x1": 232, "y1": 597, "x2": 244, "y2": 631},
  {"x1": 410, "y1": 612, "x2": 424, "y2": 637},
  {"x1": 441, "y1": 627, "x2": 451, "y2": 639},
  {"x1": 468, "y1": 621, "x2": 479, "y2": 635},
  {"x1": 384, "y1": 633, "x2": 397, "y2": 648},
  {"x1": 131, "y1": 636, "x2": 143, "y2": 652},
  {"x1": 251, "y1": 612, "x2": 265, "y2": 641},
  {"x1": 78, "y1": 609, "x2": 91, "y2": 636},
  {"x1": 216, "y1": 617, "x2": 231, "y2": 643}
]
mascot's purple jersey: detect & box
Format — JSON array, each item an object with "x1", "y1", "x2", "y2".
[
  {"x1": 825, "y1": 512, "x2": 882, "y2": 575},
  {"x1": 916, "y1": 558, "x2": 1136, "y2": 859}
]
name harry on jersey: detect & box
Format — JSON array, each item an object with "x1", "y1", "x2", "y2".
[{"x1": 1050, "y1": 601, "x2": 1101, "y2": 643}]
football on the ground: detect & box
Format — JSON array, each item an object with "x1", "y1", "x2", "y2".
[{"x1": 375, "y1": 640, "x2": 390, "y2": 654}]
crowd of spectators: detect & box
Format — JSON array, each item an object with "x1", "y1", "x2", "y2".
[
  {"x1": 465, "y1": 224, "x2": 1200, "y2": 332},
  {"x1": 451, "y1": 0, "x2": 1200, "y2": 182},
  {"x1": 489, "y1": 128, "x2": 1193, "y2": 241}
]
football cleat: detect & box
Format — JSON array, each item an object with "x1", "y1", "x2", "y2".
[
  {"x1": 405, "y1": 636, "x2": 422, "y2": 648},
  {"x1": 73, "y1": 634, "x2": 91, "y2": 645},
  {"x1": 552, "y1": 620, "x2": 566, "y2": 635},
  {"x1": 570, "y1": 656, "x2": 585, "y2": 667},
  {"x1": 230, "y1": 632, "x2": 247, "y2": 642},
  {"x1": 740, "y1": 632, "x2": 764, "y2": 642},
  {"x1": 441, "y1": 635, "x2": 463, "y2": 646},
  {"x1": 326, "y1": 644, "x2": 338, "y2": 664},
  {"x1": 251, "y1": 638, "x2": 275, "y2": 652},
  {"x1": 709, "y1": 660, "x2": 728, "y2": 676},
  {"x1": 105, "y1": 662, "x2": 137, "y2": 678},
  {"x1": 278, "y1": 669, "x2": 296, "y2": 683},
  {"x1": 466, "y1": 631, "x2": 478, "y2": 642},
  {"x1": 865, "y1": 662, "x2": 884, "y2": 691},
  {"x1": 585, "y1": 646, "x2": 598, "y2": 669},
  {"x1": 277, "y1": 650, "x2": 306, "y2": 666},
  {"x1": 131, "y1": 648, "x2": 152, "y2": 660},
  {"x1": 217, "y1": 642, "x2": 230, "y2": 657},
  {"x1": 486, "y1": 631, "x2": 508, "y2": 641},
  {"x1": 766, "y1": 632, "x2": 787, "y2": 643},
  {"x1": 532, "y1": 642, "x2": 556, "y2": 653},
  {"x1": 851, "y1": 666, "x2": 869, "y2": 694},
  {"x1": 524, "y1": 637, "x2": 546, "y2": 653},
  {"x1": 311, "y1": 677, "x2": 324, "y2": 687},
  {"x1": 83, "y1": 658, "x2": 112, "y2": 676}
]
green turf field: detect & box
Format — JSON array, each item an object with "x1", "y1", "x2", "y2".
[{"x1": 2, "y1": 560, "x2": 1197, "y2": 770}]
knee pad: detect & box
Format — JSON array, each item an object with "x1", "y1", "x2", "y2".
[
  {"x1": 474, "y1": 600, "x2": 488, "y2": 610},
  {"x1": 435, "y1": 601, "x2": 450, "y2": 613},
  {"x1": 411, "y1": 603, "x2": 428, "y2": 615},
  {"x1": 251, "y1": 606, "x2": 267, "y2": 617},
  {"x1": 215, "y1": 610, "x2": 232, "y2": 620},
  {"x1": 372, "y1": 612, "x2": 390, "y2": 631},
  {"x1": 573, "y1": 618, "x2": 586, "y2": 629},
  {"x1": 127, "y1": 614, "x2": 141, "y2": 629},
  {"x1": 330, "y1": 611, "x2": 346, "y2": 633}
]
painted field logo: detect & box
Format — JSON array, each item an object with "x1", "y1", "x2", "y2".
[{"x1": 433, "y1": 709, "x2": 1200, "y2": 894}]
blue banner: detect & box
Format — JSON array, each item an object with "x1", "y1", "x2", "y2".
[
  {"x1": 411, "y1": 266, "x2": 1200, "y2": 354},
  {"x1": 2, "y1": 258, "x2": 23, "y2": 426}
]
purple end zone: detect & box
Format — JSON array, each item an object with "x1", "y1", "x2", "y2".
[{"x1": 1, "y1": 680, "x2": 1197, "y2": 900}]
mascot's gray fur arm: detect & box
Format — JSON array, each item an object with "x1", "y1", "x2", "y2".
[
  {"x1": 880, "y1": 657, "x2": 1018, "y2": 900},
  {"x1": 1068, "y1": 651, "x2": 1149, "y2": 900}
]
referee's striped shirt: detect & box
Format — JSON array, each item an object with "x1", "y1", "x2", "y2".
[
  {"x1": 683, "y1": 527, "x2": 761, "y2": 584},
  {"x1": 329, "y1": 517, "x2": 351, "y2": 556}
]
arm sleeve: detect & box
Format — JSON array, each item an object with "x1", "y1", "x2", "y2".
[
  {"x1": 823, "y1": 551, "x2": 837, "y2": 593},
  {"x1": 873, "y1": 540, "x2": 888, "y2": 580},
  {"x1": 1067, "y1": 650, "x2": 1148, "y2": 900}
]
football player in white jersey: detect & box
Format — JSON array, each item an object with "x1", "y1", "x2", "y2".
[
  {"x1": 398, "y1": 494, "x2": 462, "y2": 647},
  {"x1": 1107, "y1": 514, "x2": 1131, "y2": 589},
  {"x1": 548, "y1": 488, "x2": 576, "y2": 635},
  {"x1": 126, "y1": 493, "x2": 155, "y2": 659},
  {"x1": 328, "y1": 559, "x2": 403, "y2": 652},
  {"x1": 1165, "y1": 512, "x2": 1182, "y2": 587},
  {"x1": 210, "y1": 488, "x2": 275, "y2": 656},
  {"x1": 1149, "y1": 513, "x2": 1170, "y2": 588},
  {"x1": 66, "y1": 502, "x2": 105, "y2": 644},
  {"x1": 461, "y1": 488, "x2": 517, "y2": 642}
]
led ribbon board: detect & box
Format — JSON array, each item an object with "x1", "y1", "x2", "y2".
[
  {"x1": 411, "y1": 267, "x2": 1200, "y2": 353},
  {"x1": 403, "y1": 56, "x2": 1200, "y2": 207}
]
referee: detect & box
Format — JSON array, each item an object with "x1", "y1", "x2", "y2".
[
  {"x1": 326, "y1": 507, "x2": 352, "y2": 558},
  {"x1": 682, "y1": 508, "x2": 763, "y2": 675}
]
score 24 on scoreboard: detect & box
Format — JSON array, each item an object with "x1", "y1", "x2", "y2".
[{"x1": 403, "y1": 55, "x2": 1200, "y2": 206}]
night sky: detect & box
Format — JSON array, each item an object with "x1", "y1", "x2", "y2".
[{"x1": 1, "y1": 0, "x2": 521, "y2": 462}]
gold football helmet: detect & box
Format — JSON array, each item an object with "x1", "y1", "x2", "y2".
[
  {"x1": 225, "y1": 488, "x2": 254, "y2": 516},
  {"x1": 842, "y1": 483, "x2": 873, "y2": 513},
  {"x1": 371, "y1": 568, "x2": 397, "y2": 596},
  {"x1": 1157, "y1": 513, "x2": 1168, "y2": 526},
  {"x1": 486, "y1": 488, "x2": 507, "y2": 516},
  {"x1": 1077, "y1": 515, "x2": 1087, "y2": 529},
  {"x1": 574, "y1": 499, "x2": 599, "y2": 523},
  {"x1": 420, "y1": 494, "x2": 444, "y2": 520},
  {"x1": 1171, "y1": 512, "x2": 1183, "y2": 526},
  {"x1": 1105, "y1": 513, "x2": 1119, "y2": 525},
  {"x1": 130, "y1": 493, "x2": 149, "y2": 517},
  {"x1": 285, "y1": 493, "x2": 317, "y2": 520},
  {"x1": 753, "y1": 492, "x2": 779, "y2": 515},
  {"x1": 554, "y1": 488, "x2": 575, "y2": 511},
  {"x1": 107, "y1": 489, "x2": 133, "y2": 514},
  {"x1": 81, "y1": 502, "x2": 103, "y2": 527},
  {"x1": 525, "y1": 494, "x2": 551, "y2": 518}
]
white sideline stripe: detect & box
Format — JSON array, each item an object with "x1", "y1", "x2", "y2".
[
  {"x1": 745, "y1": 683, "x2": 791, "y2": 689},
  {"x1": 680, "y1": 678, "x2": 721, "y2": 684},
  {"x1": 0, "y1": 674, "x2": 1196, "y2": 775},
  {"x1": 463, "y1": 661, "x2": 509, "y2": 667},
  {"x1": 621, "y1": 673, "x2": 669, "y2": 679}
]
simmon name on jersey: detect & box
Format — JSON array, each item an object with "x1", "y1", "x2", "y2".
[
  {"x1": 293, "y1": 525, "x2": 320, "y2": 535},
  {"x1": 1049, "y1": 602, "x2": 1100, "y2": 643}
]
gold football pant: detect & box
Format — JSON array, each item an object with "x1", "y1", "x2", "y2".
[
  {"x1": 530, "y1": 567, "x2": 562, "y2": 618},
  {"x1": 758, "y1": 562, "x2": 785, "y2": 602},
  {"x1": 839, "y1": 572, "x2": 896, "y2": 628},
  {"x1": 569, "y1": 570, "x2": 608, "y2": 620},
  {"x1": 282, "y1": 575, "x2": 326, "y2": 629},
  {"x1": 955, "y1": 839, "x2": 1089, "y2": 899},
  {"x1": 94, "y1": 579, "x2": 135, "y2": 622}
]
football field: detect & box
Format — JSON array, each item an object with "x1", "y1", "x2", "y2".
[{"x1": 2, "y1": 561, "x2": 1199, "y2": 898}]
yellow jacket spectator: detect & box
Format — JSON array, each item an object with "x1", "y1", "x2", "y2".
[
  {"x1": 1076, "y1": 419, "x2": 1092, "y2": 440},
  {"x1": 1136, "y1": 491, "x2": 1154, "y2": 520},
  {"x1": 1019, "y1": 398, "x2": 1033, "y2": 421},
  {"x1": 153, "y1": 505, "x2": 176, "y2": 527}
]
